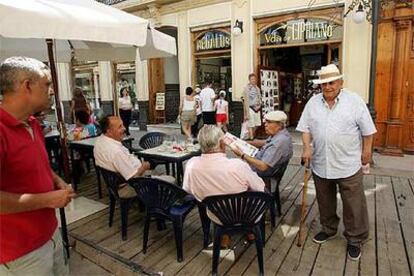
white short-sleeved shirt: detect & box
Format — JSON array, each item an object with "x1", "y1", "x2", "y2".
[
  {"x1": 199, "y1": 87, "x2": 216, "y2": 112},
  {"x1": 214, "y1": 99, "x2": 228, "y2": 114},
  {"x1": 94, "y1": 135, "x2": 141, "y2": 180},
  {"x1": 296, "y1": 89, "x2": 377, "y2": 179},
  {"x1": 118, "y1": 96, "x2": 133, "y2": 110}
]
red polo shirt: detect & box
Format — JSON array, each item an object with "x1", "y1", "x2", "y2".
[{"x1": 0, "y1": 107, "x2": 57, "y2": 263}]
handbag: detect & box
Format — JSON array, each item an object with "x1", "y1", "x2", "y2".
[{"x1": 240, "y1": 121, "x2": 249, "y2": 140}]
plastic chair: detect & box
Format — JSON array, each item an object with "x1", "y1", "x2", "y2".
[
  {"x1": 261, "y1": 161, "x2": 289, "y2": 216},
  {"x1": 128, "y1": 177, "x2": 196, "y2": 262},
  {"x1": 203, "y1": 191, "x2": 273, "y2": 276},
  {"x1": 97, "y1": 166, "x2": 139, "y2": 240},
  {"x1": 197, "y1": 201, "x2": 211, "y2": 248},
  {"x1": 138, "y1": 132, "x2": 171, "y2": 174}
]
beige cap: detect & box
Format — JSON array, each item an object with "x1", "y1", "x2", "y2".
[
  {"x1": 195, "y1": 87, "x2": 201, "y2": 93},
  {"x1": 264, "y1": 111, "x2": 288, "y2": 122}
]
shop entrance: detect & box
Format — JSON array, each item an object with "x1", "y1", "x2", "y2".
[
  {"x1": 258, "y1": 43, "x2": 340, "y2": 126},
  {"x1": 195, "y1": 56, "x2": 232, "y2": 93}
]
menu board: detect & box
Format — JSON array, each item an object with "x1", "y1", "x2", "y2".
[
  {"x1": 260, "y1": 69, "x2": 280, "y2": 115},
  {"x1": 155, "y1": 93, "x2": 165, "y2": 111}
]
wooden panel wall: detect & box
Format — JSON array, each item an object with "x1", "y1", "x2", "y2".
[
  {"x1": 374, "y1": 4, "x2": 413, "y2": 155},
  {"x1": 148, "y1": 58, "x2": 165, "y2": 124}
]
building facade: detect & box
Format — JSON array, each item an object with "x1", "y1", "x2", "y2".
[{"x1": 59, "y1": 0, "x2": 412, "y2": 156}]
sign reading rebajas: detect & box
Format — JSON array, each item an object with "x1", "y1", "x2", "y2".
[{"x1": 195, "y1": 31, "x2": 231, "y2": 52}]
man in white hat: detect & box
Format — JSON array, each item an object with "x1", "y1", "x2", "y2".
[
  {"x1": 296, "y1": 64, "x2": 376, "y2": 261},
  {"x1": 231, "y1": 110, "x2": 293, "y2": 182}
]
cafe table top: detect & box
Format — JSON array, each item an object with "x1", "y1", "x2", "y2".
[{"x1": 135, "y1": 144, "x2": 201, "y2": 162}]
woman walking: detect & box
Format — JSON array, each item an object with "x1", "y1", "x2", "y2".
[
  {"x1": 70, "y1": 87, "x2": 91, "y2": 124},
  {"x1": 118, "y1": 87, "x2": 133, "y2": 135},
  {"x1": 179, "y1": 87, "x2": 197, "y2": 139}
]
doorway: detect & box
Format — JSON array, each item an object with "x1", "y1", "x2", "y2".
[{"x1": 258, "y1": 43, "x2": 340, "y2": 125}]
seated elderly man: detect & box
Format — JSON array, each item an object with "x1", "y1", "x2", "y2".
[
  {"x1": 94, "y1": 115, "x2": 174, "y2": 197},
  {"x1": 183, "y1": 125, "x2": 266, "y2": 247},
  {"x1": 231, "y1": 111, "x2": 293, "y2": 184}
]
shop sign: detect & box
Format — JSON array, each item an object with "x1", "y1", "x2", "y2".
[
  {"x1": 195, "y1": 31, "x2": 231, "y2": 52},
  {"x1": 260, "y1": 19, "x2": 342, "y2": 46}
]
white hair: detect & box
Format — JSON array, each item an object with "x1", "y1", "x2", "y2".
[
  {"x1": 197, "y1": 125, "x2": 224, "y2": 153},
  {"x1": 0, "y1": 56, "x2": 49, "y2": 95}
]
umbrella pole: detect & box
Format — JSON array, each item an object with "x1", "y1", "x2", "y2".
[
  {"x1": 46, "y1": 39, "x2": 71, "y2": 259},
  {"x1": 112, "y1": 62, "x2": 119, "y2": 116}
]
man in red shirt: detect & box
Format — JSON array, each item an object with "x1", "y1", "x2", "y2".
[{"x1": 0, "y1": 57, "x2": 75, "y2": 275}]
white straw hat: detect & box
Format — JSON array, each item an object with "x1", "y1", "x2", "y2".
[
  {"x1": 219, "y1": 90, "x2": 226, "y2": 97},
  {"x1": 312, "y1": 64, "x2": 343, "y2": 84}
]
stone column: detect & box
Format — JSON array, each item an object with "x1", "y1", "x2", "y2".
[
  {"x1": 56, "y1": 63, "x2": 73, "y2": 123},
  {"x1": 98, "y1": 61, "x2": 114, "y2": 116},
  {"x1": 136, "y1": 49, "x2": 150, "y2": 130},
  {"x1": 230, "y1": 0, "x2": 252, "y2": 135},
  {"x1": 93, "y1": 66, "x2": 100, "y2": 109}
]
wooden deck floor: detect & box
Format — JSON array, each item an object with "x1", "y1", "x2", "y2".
[{"x1": 68, "y1": 165, "x2": 414, "y2": 275}]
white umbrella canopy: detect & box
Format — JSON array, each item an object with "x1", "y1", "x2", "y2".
[
  {"x1": 0, "y1": 1, "x2": 176, "y2": 256},
  {"x1": 0, "y1": 0, "x2": 177, "y2": 61}
]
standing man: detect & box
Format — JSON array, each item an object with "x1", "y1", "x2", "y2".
[
  {"x1": 0, "y1": 57, "x2": 75, "y2": 274},
  {"x1": 199, "y1": 79, "x2": 216, "y2": 125},
  {"x1": 296, "y1": 64, "x2": 376, "y2": 261},
  {"x1": 243, "y1": 73, "x2": 262, "y2": 140}
]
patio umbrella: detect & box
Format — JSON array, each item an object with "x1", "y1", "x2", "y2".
[{"x1": 0, "y1": 0, "x2": 176, "y2": 258}]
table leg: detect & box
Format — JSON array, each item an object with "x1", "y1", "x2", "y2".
[
  {"x1": 70, "y1": 148, "x2": 78, "y2": 191},
  {"x1": 177, "y1": 161, "x2": 184, "y2": 186},
  {"x1": 93, "y1": 158, "x2": 102, "y2": 199},
  {"x1": 172, "y1": 163, "x2": 176, "y2": 177}
]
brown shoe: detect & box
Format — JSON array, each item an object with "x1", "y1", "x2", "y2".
[{"x1": 221, "y1": 234, "x2": 231, "y2": 249}]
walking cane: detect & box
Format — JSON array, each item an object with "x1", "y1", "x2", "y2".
[{"x1": 297, "y1": 161, "x2": 311, "y2": 247}]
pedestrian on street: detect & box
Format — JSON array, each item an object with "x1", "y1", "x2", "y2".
[
  {"x1": 70, "y1": 86, "x2": 91, "y2": 124},
  {"x1": 296, "y1": 64, "x2": 376, "y2": 261},
  {"x1": 243, "y1": 73, "x2": 262, "y2": 140},
  {"x1": 179, "y1": 86, "x2": 197, "y2": 139},
  {"x1": 0, "y1": 56, "x2": 75, "y2": 275},
  {"x1": 191, "y1": 86, "x2": 203, "y2": 137},
  {"x1": 199, "y1": 79, "x2": 216, "y2": 125},
  {"x1": 118, "y1": 87, "x2": 133, "y2": 136},
  {"x1": 214, "y1": 90, "x2": 229, "y2": 132}
]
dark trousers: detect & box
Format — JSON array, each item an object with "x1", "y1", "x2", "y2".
[
  {"x1": 119, "y1": 109, "x2": 132, "y2": 135},
  {"x1": 191, "y1": 114, "x2": 202, "y2": 137},
  {"x1": 313, "y1": 169, "x2": 369, "y2": 245},
  {"x1": 202, "y1": 111, "x2": 216, "y2": 125}
]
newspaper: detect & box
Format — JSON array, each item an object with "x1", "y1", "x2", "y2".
[{"x1": 222, "y1": 132, "x2": 258, "y2": 157}]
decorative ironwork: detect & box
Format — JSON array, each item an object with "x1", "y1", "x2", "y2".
[
  {"x1": 344, "y1": 0, "x2": 413, "y2": 23},
  {"x1": 95, "y1": 0, "x2": 126, "y2": 5}
]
